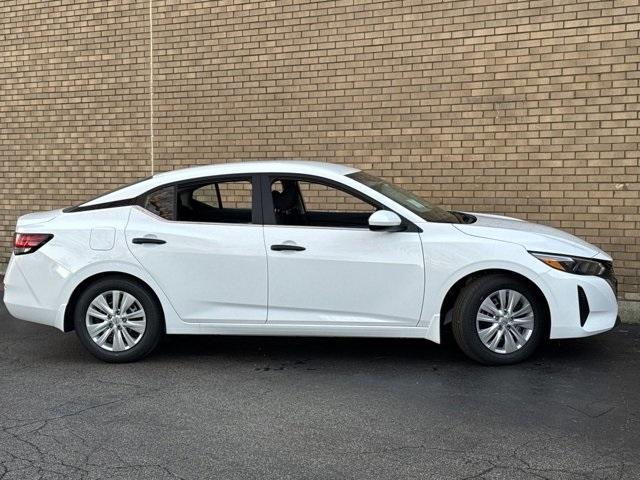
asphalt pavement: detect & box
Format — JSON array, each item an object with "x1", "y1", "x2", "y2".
[{"x1": 1, "y1": 297, "x2": 639, "y2": 480}]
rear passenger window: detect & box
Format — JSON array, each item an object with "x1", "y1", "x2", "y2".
[
  {"x1": 192, "y1": 184, "x2": 219, "y2": 208},
  {"x1": 144, "y1": 186, "x2": 175, "y2": 220},
  {"x1": 177, "y1": 179, "x2": 252, "y2": 223}
]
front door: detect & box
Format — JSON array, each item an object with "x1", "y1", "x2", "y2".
[
  {"x1": 263, "y1": 175, "x2": 425, "y2": 327},
  {"x1": 126, "y1": 175, "x2": 268, "y2": 324}
]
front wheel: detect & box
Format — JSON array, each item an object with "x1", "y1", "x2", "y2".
[
  {"x1": 452, "y1": 275, "x2": 547, "y2": 365},
  {"x1": 74, "y1": 276, "x2": 163, "y2": 362}
]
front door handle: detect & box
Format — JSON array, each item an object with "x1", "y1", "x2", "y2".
[
  {"x1": 132, "y1": 237, "x2": 166, "y2": 245},
  {"x1": 271, "y1": 244, "x2": 305, "y2": 252}
]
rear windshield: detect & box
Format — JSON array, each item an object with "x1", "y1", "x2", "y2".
[{"x1": 63, "y1": 176, "x2": 152, "y2": 212}]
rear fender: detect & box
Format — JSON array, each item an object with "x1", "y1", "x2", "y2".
[{"x1": 57, "y1": 260, "x2": 183, "y2": 333}]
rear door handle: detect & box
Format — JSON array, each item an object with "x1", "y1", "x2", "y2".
[
  {"x1": 132, "y1": 237, "x2": 166, "y2": 245},
  {"x1": 271, "y1": 244, "x2": 305, "y2": 252}
]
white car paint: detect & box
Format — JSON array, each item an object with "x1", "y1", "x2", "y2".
[
  {"x1": 3, "y1": 161, "x2": 618, "y2": 350},
  {"x1": 126, "y1": 207, "x2": 268, "y2": 324},
  {"x1": 455, "y1": 212, "x2": 605, "y2": 259},
  {"x1": 263, "y1": 224, "x2": 425, "y2": 326}
]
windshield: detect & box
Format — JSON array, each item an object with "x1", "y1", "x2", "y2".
[{"x1": 347, "y1": 171, "x2": 463, "y2": 223}]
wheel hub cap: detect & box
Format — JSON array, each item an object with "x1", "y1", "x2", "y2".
[
  {"x1": 475, "y1": 289, "x2": 534, "y2": 355},
  {"x1": 85, "y1": 290, "x2": 147, "y2": 352}
]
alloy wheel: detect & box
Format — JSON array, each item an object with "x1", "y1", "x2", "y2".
[
  {"x1": 85, "y1": 290, "x2": 147, "y2": 352},
  {"x1": 475, "y1": 289, "x2": 534, "y2": 354}
]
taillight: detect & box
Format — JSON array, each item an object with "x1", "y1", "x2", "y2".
[{"x1": 13, "y1": 233, "x2": 53, "y2": 255}]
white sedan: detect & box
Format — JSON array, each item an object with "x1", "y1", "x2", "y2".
[{"x1": 3, "y1": 161, "x2": 619, "y2": 364}]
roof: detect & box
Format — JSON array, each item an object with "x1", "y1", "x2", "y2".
[
  {"x1": 81, "y1": 160, "x2": 361, "y2": 207},
  {"x1": 154, "y1": 160, "x2": 359, "y2": 180}
]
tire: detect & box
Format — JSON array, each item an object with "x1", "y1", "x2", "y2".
[
  {"x1": 74, "y1": 276, "x2": 163, "y2": 363},
  {"x1": 451, "y1": 274, "x2": 547, "y2": 365}
]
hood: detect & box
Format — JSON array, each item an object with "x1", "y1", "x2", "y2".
[
  {"x1": 16, "y1": 209, "x2": 63, "y2": 228},
  {"x1": 454, "y1": 212, "x2": 610, "y2": 260}
]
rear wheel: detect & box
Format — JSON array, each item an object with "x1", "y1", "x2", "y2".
[
  {"x1": 74, "y1": 276, "x2": 163, "y2": 362},
  {"x1": 452, "y1": 274, "x2": 547, "y2": 365}
]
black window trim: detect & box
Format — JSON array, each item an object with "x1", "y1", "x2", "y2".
[
  {"x1": 64, "y1": 198, "x2": 142, "y2": 213},
  {"x1": 63, "y1": 171, "x2": 420, "y2": 232},
  {"x1": 168, "y1": 174, "x2": 261, "y2": 224},
  {"x1": 259, "y1": 173, "x2": 421, "y2": 233},
  {"x1": 69, "y1": 174, "x2": 263, "y2": 225},
  {"x1": 63, "y1": 176, "x2": 153, "y2": 213},
  {"x1": 214, "y1": 183, "x2": 223, "y2": 208}
]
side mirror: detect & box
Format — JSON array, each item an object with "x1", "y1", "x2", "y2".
[{"x1": 368, "y1": 210, "x2": 405, "y2": 232}]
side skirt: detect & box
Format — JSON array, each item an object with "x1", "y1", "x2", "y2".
[{"x1": 166, "y1": 322, "x2": 433, "y2": 340}]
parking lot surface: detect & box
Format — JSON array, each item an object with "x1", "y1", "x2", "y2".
[{"x1": 1, "y1": 298, "x2": 639, "y2": 480}]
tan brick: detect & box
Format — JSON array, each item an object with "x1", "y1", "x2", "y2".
[{"x1": 0, "y1": 0, "x2": 638, "y2": 300}]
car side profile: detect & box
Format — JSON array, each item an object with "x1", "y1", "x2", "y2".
[{"x1": 3, "y1": 161, "x2": 619, "y2": 364}]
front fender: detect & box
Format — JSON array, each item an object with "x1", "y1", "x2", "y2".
[{"x1": 417, "y1": 226, "x2": 555, "y2": 343}]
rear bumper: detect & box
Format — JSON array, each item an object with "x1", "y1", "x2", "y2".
[
  {"x1": 3, "y1": 255, "x2": 65, "y2": 331},
  {"x1": 3, "y1": 301, "x2": 63, "y2": 330}
]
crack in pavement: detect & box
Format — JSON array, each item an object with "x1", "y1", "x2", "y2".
[
  {"x1": 1, "y1": 311, "x2": 640, "y2": 479},
  {"x1": 0, "y1": 385, "x2": 187, "y2": 480},
  {"x1": 331, "y1": 440, "x2": 637, "y2": 480}
]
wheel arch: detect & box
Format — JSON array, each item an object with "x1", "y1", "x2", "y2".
[
  {"x1": 63, "y1": 271, "x2": 165, "y2": 333},
  {"x1": 439, "y1": 268, "x2": 551, "y2": 336}
]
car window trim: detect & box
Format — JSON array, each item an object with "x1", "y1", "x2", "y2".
[
  {"x1": 71, "y1": 174, "x2": 263, "y2": 225},
  {"x1": 66, "y1": 172, "x2": 419, "y2": 232},
  {"x1": 63, "y1": 176, "x2": 154, "y2": 213},
  {"x1": 214, "y1": 183, "x2": 223, "y2": 209},
  {"x1": 133, "y1": 205, "x2": 262, "y2": 228},
  {"x1": 171, "y1": 174, "x2": 262, "y2": 224},
  {"x1": 172, "y1": 175, "x2": 257, "y2": 223}
]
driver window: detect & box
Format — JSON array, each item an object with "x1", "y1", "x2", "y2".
[{"x1": 271, "y1": 178, "x2": 376, "y2": 228}]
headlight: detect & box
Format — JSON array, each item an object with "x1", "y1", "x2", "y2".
[{"x1": 530, "y1": 252, "x2": 606, "y2": 276}]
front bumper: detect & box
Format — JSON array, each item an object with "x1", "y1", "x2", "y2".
[{"x1": 543, "y1": 267, "x2": 618, "y2": 339}]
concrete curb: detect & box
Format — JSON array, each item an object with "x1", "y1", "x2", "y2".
[{"x1": 619, "y1": 300, "x2": 640, "y2": 325}]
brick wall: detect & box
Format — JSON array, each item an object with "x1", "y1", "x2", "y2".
[
  {"x1": 1, "y1": 0, "x2": 638, "y2": 301},
  {"x1": 0, "y1": 0, "x2": 151, "y2": 258}
]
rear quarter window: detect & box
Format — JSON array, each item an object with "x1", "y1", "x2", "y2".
[{"x1": 144, "y1": 186, "x2": 175, "y2": 220}]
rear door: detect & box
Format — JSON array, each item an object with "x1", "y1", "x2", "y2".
[
  {"x1": 126, "y1": 175, "x2": 268, "y2": 324},
  {"x1": 262, "y1": 175, "x2": 425, "y2": 327}
]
